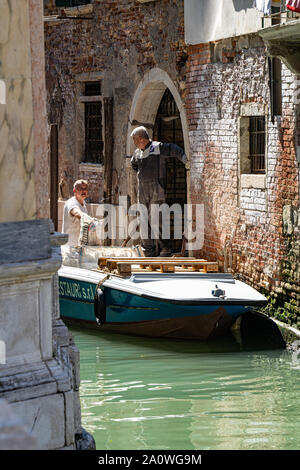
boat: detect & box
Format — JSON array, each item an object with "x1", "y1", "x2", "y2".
[{"x1": 58, "y1": 245, "x2": 268, "y2": 340}]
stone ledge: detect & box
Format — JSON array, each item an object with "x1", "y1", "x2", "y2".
[
  {"x1": 0, "y1": 382, "x2": 58, "y2": 404},
  {"x1": 0, "y1": 251, "x2": 62, "y2": 283},
  {"x1": 79, "y1": 162, "x2": 104, "y2": 173},
  {"x1": 75, "y1": 71, "x2": 104, "y2": 82},
  {"x1": 240, "y1": 102, "x2": 267, "y2": 116},
  {"x1": 46, "y1": 360, "x2": 72, "y2": 393},
  {"x1": 0, "y1": 354, "x2": 74, "y2": 401},
  {"x1": 0, "y1": 220, "x2": 51, "y2": 265},
  {"x1": 0, "y1": 362, "x2": 57, "y2": 400},
  {"x1": 51, "y1": 231, "x2": 68, "y2": 247},
  {"x1": 272, "y1": 318, "x2": 300, "y2": 345},
  {"x1": 64, "y1": 4, "x2": 93, "y2": 16},
  {"x1": 240, "y1": 173, "x2": 266, "y2": 189}
]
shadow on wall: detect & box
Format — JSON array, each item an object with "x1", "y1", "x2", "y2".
[
  {"x1": 190, "y1": 142, "x2": 232, "y2": 270},
  {"x1": 232, "y1": 0, "x2": 254, "y2": 11}
]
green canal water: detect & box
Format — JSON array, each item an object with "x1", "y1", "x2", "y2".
[{"x1": 69, "y1": 325, "x2": 300, "y2": 451}]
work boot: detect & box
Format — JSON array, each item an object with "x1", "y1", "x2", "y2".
[
  {"x1": 159, "y1": 247, "x2": 171, "y2": 257},
  {"x1": 142, "y1": 247, "x2": 157, "y2": 257}
]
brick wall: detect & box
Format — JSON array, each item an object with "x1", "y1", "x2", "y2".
[{"x1": 185, "y1": 35, "x2": 300, "y2": 323}]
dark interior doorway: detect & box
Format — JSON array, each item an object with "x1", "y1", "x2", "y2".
[{"x1": 153, "y1": 88, "x2": 187, "y2": 253}]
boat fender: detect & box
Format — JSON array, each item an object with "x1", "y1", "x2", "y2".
[
  {"x1": 212, "y1": 284, "x2": 226, "y2": 298},
  {"x1": 94, "y1": 288, "x2": 106, "y2": 325}
]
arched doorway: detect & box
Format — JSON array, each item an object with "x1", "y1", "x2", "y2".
[
  {"x1": 127, "y1": 68, "x2": 190, "y2": 254},
  {"x1": 153, "y1": 88, "x2": 187, "y2": 252}
]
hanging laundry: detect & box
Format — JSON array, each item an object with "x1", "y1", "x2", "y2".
[
  {"x1": 253, "y1": 0, "x2": 271, "y2": 15},
  {"x1": 286, "y1": 0, "x2": 300, "y2": 13}
]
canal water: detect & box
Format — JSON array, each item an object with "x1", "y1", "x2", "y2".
[{"x1": 69, "y1": 325, "x2": 300, "y2": 450}]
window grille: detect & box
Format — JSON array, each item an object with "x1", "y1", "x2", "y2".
[
  {"x1": 249, "y1": 116, "x2": 265, "y2": 174},
  {"x1": 156, "y1": 88, "x2": 179, "y2": 120},
  {"x1": 82, "y1": 81, "x2": 104, "y2": 164},
  {"x1": 84, "y1": 102, "x2": 104, "y2": 164},
  {"x1": 153, "y1": 89, "x2": 186, "y2": 253},
  {"x1": 154, "y1": 89, "x2": 185, "y2": 204}
]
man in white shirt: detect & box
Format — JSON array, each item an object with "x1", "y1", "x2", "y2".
[{"x1": 62, "y1": 179, "x2": 89, "y2": 246}]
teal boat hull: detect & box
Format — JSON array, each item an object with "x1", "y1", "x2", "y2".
[{"x1": 58, "y1": 267, "x2": 267, "y2": 340}]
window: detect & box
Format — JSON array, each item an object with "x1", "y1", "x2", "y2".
[
  {"x1": 240, "y1": 115, "x2": 266, "y2": 175},
  {"x1": 85, "y1": 102, "x2": 103, "y2": 164},
  {"x1": 249, "y1": 116, "x2": 266, "y2": 174},
  {"x1": 85, "y1": 82, "x2": 101, "y2": 96},
  {"x1": 55, "y1": 0, "x2": 90, "y2": 7},
  {"x1": 81, "y1": 82, "x2": 104, "y2": 164},
  {"x1": 270, "y1": 3, "x2": 281, "y2": 25}
]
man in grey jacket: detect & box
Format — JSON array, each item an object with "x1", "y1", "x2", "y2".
[{"x1": 130, "y1": 126, "x2": 186, "y2": 257}]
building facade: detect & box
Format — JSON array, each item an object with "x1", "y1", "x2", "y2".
[
  {"x1": 44, "y1": 0, "x2": 188, "y2": 244},
  {"x1": 43, "y1": 0, "x2": 299, "y2": 325},
  {"x1": 185, "y1": 0, "x2": 300, "y2": 326}
]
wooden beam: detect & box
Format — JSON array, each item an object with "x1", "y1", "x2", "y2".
[
  {"x1": 99, "y1": 256, "x2": 197, "y2": 269},
  {"x1": 101, "y1": 258, "x2": 219, "y2": 275},
  {"x1": 103, "y1": 97, "x2": 113, "y2": 204}
]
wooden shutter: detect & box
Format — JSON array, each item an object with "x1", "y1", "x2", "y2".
[
  {"x1": 50, "y1": 124, "x2": 58, "y2": 231},
  {"x1": 103, "y1": 97, "x2": 114, "y2": 204},
  {"x1": 268, "y1": 57, "x2": 282, "y2": 123}
]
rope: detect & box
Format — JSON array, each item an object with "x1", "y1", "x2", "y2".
[{"x1": 95, "y1": 274, "x2": 111, "y2": 291}]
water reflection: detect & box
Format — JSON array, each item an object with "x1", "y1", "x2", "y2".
[
  {"x1": 188, "y1": 348, "x2": 300, "y2": 450},
  {"x1": 69, "y1": 326, "x2": 300, "y2": 450}
]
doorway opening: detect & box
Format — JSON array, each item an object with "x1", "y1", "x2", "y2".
[{"x1": 153, "y1": 88, "x2": 187, "y2": 253}]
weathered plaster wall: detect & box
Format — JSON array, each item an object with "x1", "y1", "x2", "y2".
[
  {"x1": 185, "y1": 35, "x2": 300, "y2": 325},
  {"x1": 29, "y1": 0, "x2": 50, "y2": 219},
  {"x1": 0, "y1": 0, "x2": 89, "y2": 449},
  {"x1": 0, "y1": 0, "x2": 36, "y2": 221},
  {"x1": 185, "y1": 0, "x2": 263, "y2": 45},
  {"x1": 44, "y1": 0, "x2": 186, "y2": 203}
]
